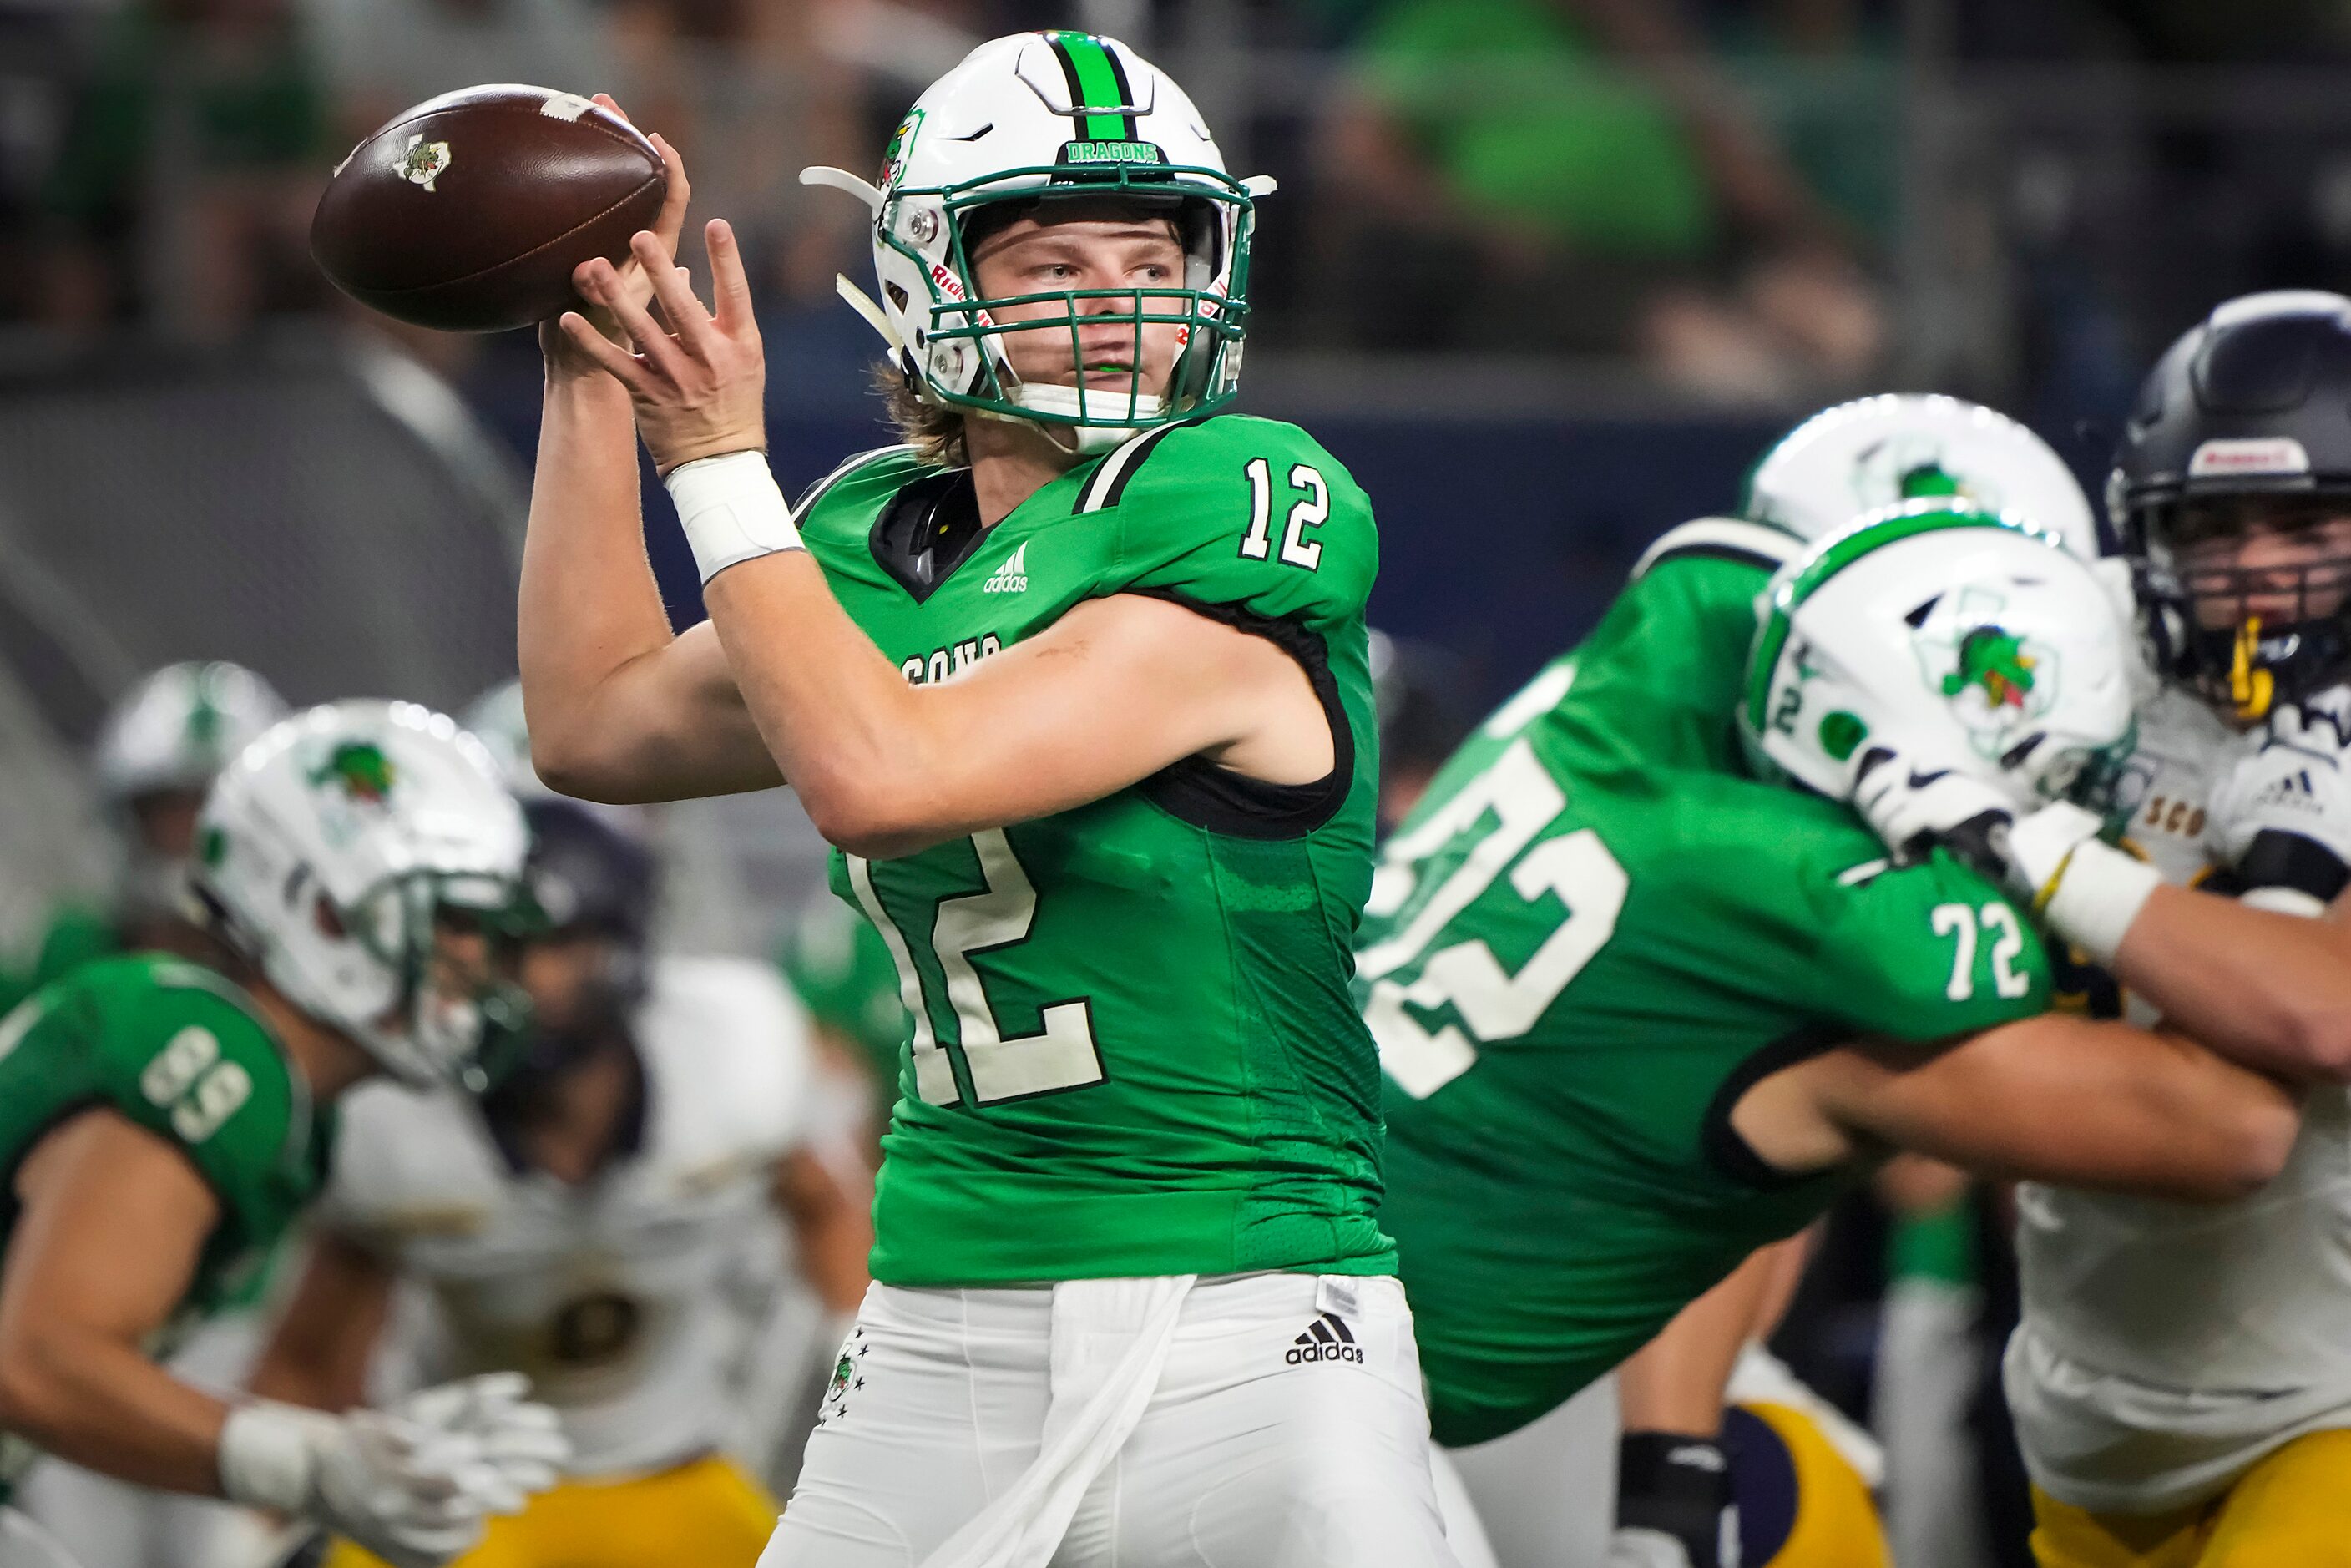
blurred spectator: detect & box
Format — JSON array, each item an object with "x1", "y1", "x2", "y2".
[
  {"x1": 38, "y1": 0, "x2": 331, "y2": 337},
  {"x1": 1318, "y1": 0, "x2": 1884, "y2": 399},
  {"x1": 607, "y1": 0, "x2": 870, "y2": 306},
  {"x1": 297, "y1": 0, "x2": 620, "y2": 144}
]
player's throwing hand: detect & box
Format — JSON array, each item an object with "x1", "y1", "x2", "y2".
[{"x1": 561, "y1": 218, "x2": 767, "y2": 473}]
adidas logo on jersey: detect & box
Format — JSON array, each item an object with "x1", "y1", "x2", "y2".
[
  {"x1": 983, "y1": 542, "x2": 1029, "y2": 594},
  {"x1": 1286, "y1": 1311, "x2": 1363, "y2": 1364}
]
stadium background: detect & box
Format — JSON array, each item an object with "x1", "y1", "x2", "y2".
[{"x1": 0, "y1": 1, "x2": 2339, "y2": 1563}]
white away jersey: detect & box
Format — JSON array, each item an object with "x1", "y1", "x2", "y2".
[
  {"x1": 320, "y1": 955, "x2": 813, "y2": 1474},
  {"x1": 2009, "y1": 688, "x2": 2351, "y2": 1512}
]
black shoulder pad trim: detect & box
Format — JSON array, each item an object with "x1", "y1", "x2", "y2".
[
  {"x1": 1075, "y1": 416, "x2": 1211, "y2": 515},
  {"x1": 1120, "y1": 586, "x2": 1354, "y2": 839},
  {"x1": 867, "y1": 468, "x2": 987, "y2": 604},
  {"x1": 1631, "y1": 518, "x2": 1798, "y2": 581},
  {"x1": 1699, "y1": 1024, "x2": 1847, "y2": 1189},
  {"x1": 1646, "y1": 542, "x2": 1788, "y2": 573},
  {"x1": 794, "y1": 444, "x2": 917, "y2": 518}
]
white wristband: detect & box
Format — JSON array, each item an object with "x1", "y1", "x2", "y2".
[
  {"x1": 2040, "y1": 838, "x2": 2163, "y2": 970},
  {"x1": 665, "y1": 451, "x2": 803, "y2": 584},
  {"x1": 218, "y1": 1401, "x2": 335, "y2": 1512}
]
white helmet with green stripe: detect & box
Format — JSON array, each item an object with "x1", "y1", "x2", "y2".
[
  {"x1": 1743, "y1": 393, "x2": 2103, "y2": 560},
  {"x1": 94, "y1": 660, "x2": 288, "y2": 805},
  {"x1": 802, "y1": 30, "x2": 1270, "y2": 450},
  {"x1": 1742, "y1": 503, "x2": 2137, "y2": 812}
]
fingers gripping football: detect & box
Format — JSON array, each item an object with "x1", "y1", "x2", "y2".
[{"x1": 561, "y1": 218, "x2": 767, "y2": 473}]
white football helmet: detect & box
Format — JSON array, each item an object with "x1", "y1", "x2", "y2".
[
  {"x1": 1743, "y1": 394, "x2": 2104, "y2": 560},
  {"x1": 802, "y1": 30, "x2": 1272, "y2": 450},
  {"x1": 1743, "y1": 504, "x2": 2138, "y2": 814},
  {"x1": 94, "y1": 661, "x2": 288, "y2": 806},
  {"x1": 192, "y1": 700, "x2": 534, "y2": 1087}
]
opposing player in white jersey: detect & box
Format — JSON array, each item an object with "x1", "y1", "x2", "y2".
[
  {"x1": 248, "y1": 797, "x2": 871, "y2": 1568},
  {"x1": 1982, "y1": 289, "x2": 2351, "y2": 1567}
]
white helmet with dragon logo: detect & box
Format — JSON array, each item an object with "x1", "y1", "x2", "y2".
[
  {"x1": 191, "y1": 699, "x2": 536, "y2": 1087},
  {"x1": 1742, "y1": 504, "x2": 2138, "y2": 816}
]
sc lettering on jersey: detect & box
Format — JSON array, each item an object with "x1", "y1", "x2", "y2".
[{"x1": 901, "y1": 633, "x2": 1004, "y2": 685}]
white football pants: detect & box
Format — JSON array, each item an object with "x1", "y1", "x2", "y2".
[{"x1": 761, "y1": 1272, "x2": 1464, "y2": 1568}]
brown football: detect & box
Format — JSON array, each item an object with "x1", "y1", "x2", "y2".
[{"x1": 311, "y1": 84, "x2": 667, "y2": 333}]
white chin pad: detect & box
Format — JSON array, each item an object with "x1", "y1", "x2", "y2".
[{"x1": 1012, "y1": 382, "x2": 1167, "y2": 427}]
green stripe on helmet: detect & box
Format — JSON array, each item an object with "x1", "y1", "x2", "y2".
[
  {"x1": 1052, "y1": 33, "x2": 1135, "y2": 144},
  {"x1": 1742, "y1": 503, "x2": 2040, "y2": 730}
]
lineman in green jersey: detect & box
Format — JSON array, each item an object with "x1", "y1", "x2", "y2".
[
  {"x1": 0, "y1": 700, "x2": 568, "y2": 1568},
  {"x1": 517, "y1": 34, "x2": 1463, "y2": 1568},
  {"x1": 1371, "y1": 508, "x2": 2351, "y2": 1566}
]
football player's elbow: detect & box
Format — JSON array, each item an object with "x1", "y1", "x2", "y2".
[
  {"x1": 2178, "y1": 1084, "x2": 2300, "y2": 1201},
  {"x1": 2282, "y1": 1003, "x2": 2351, "y2": 1084},
  {"x1": 803, "y1": 787, "x2": 944, "y2": 860},
  {"x1": 528, "y1": 727, "x2": 619, "y2": 804},
  {"x1": 0, "y1": 1323, "x2": 75, "y2": 1439}
]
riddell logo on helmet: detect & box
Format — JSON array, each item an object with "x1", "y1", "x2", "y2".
[{"x1": 2189, "y1": 438, "x2": 2310, "y2": 477}]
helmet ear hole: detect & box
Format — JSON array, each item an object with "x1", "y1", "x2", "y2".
[{"x1": 312, "y1": 893, "x2": 346, "y2": 941}]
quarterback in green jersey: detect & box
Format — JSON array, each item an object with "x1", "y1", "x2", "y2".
[
  {"x1": 514, "y1": 33, "x2": 1463, "y2": 1568},
  {"x1": 0, "y1": 700, "x2": 568, "y2": 1568},
  {"x1": 1373, "y1": 501, "x2": 2351, "y2": 1567}
]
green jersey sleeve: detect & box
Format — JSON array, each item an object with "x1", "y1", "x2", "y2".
[
  {"x1": 1797, "y1": 849, "x2": 2055, "y2": 1042},
  {"x1": 1090, "y1": 415, "x2": 1377, "y2": 634},
  {"x1": 73, "y1": 959, "x2": 312, "y2": 1247}
]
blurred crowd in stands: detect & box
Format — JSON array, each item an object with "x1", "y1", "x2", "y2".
[{"x1": 10, "y1": 0, "x2": 2351, "y2": 411}]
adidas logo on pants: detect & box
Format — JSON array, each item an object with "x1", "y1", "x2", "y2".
[{"x1": 1287, "y1": 1311, "x2": 1363, "y2": 1364}]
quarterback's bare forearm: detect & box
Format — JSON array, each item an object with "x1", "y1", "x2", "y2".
[
  {"x1": 0, "y1": 1111, "x2": 231, "y2": 1495},
  {"x1": 2112, "y1": 884, "x2": 2351, "y2": 1083},
  {"x1": 247, "y1": 1230, "x2": 396, "y2": 1415},
  {"x1": 1807, "y1": 1014, "x2": 2298, "y2": 1201},
  {"x1": 704, "y1": 564, "x2": 1317, "y2": 857},
  {"x1": 518, "y1": 369, "x2": 781, "y2": 802}
]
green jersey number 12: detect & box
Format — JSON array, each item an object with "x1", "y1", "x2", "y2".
[{"x1": 848, "y1": 831, "x2": 1105, "y2": 1107}]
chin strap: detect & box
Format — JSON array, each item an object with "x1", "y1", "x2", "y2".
[
  {"x1": 833, "y1": 274, "x2": 902, "y2": 352},
  {"x1": 2232, "y1": 615, "x2": 2276, "y2": 721},
  {"x1": 800, "y1": 165, "x2": 883, "y2": 211}
]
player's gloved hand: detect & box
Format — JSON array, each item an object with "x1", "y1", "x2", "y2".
[
  {"x1": 219, "y1": 1399, "x2": 535, "y2": 1568},
  {"x1": 1611, "y1": 1432, "x2": 1737, "y2": 1568},
  {"x1": 1845, "y1": 731, "x2": 2015, "y2": 875},
  {"x1": 2207, "y1": 692, "x2": 2351, "y2": 914},
  {"x1": 391, "y1": 1372, "x2": 571, "y2": 1499},
  {"x1": 1845, "y1": 733, "x2": 2160, "y2": 969}
]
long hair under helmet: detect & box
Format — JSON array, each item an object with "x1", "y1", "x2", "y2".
[
  {"x1": 802, "y1": 31, "x2": 1274, "y2": 453},
  {"x1": 2111, "y1": 290, "x2": 2351, "y2": 721}
]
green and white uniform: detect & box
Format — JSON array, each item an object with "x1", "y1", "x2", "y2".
[
  {"x1": 1365, "y1": 539, "x2": 2055, "y2": 1448},
  {"x1": 771, "y1": 419, "x2": 1469, "y2": 1568},
  {"x1": 0, "y1": 954, "x2": 331, "y2": 1496},
  {"x1": 799, "y1": 415, "x2": 1390, "y2": 1287}
]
